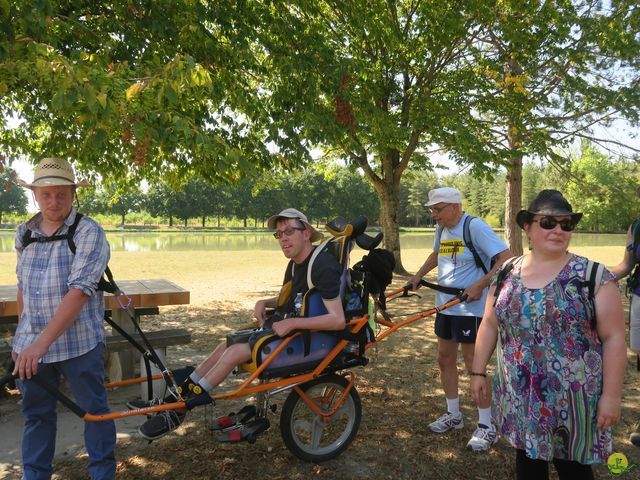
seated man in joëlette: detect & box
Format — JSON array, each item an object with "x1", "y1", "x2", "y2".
[{"x1": 137, "y1": 208, "x2": 346, "y2": 440}]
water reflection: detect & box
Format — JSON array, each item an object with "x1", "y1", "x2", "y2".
[{"x1": 0, "y1": 230, "x2": 627, "y2": 253}]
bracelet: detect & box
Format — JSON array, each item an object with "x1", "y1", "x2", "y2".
[{"x1": 469, "y1": 371, "x2": 487, "y2": 377}]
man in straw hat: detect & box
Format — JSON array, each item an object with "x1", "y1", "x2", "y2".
[
  {"x1": 136, "y1": 208, "x2": 346, "y2": 441},
  {"x1": 12, "y1": 158, "x2": 115, "y2": 479}
]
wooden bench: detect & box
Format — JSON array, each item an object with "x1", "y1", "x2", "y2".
[
  {"x1": 0, "y1": 306, "x2": 161, "y2": 328},
  {"x1": 106, "y1": 328, "x2": 191, "y2": 353}
]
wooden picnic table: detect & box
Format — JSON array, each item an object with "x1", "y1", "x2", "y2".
[
  {"x1": 0, "y1": 279, "x2": 190, "y2": 319},
  {"x1": 0, "y1": 279, "x2": 191, "y2": 379}
]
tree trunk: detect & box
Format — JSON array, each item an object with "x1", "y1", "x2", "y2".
[
  {"x1": 169, "y1": 215, "x2": 173, "y2": 227},
  {"x1": 504, "y1": 154, "x2": 524, "y2": 256},
  {"x1": 217, "y1": 215, "x2": 221, "y2": 228},
  {"x1": 184, "y1": 218, "x2": 187, "y2": 227},
  {"x1": 379, "y1": 182, "x2": 409, "y2": 275},
  {"x1": 243, "y1": 218, "x2": 247, "y2": 228},
  {"x1": 121, "y1": 213, "x2": 125, "y2": 226},
  {"x1": 202, "y1": 216, "x2": 205, "y2": 228}
]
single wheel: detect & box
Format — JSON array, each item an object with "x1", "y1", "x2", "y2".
[{"x1": 280, "y1": 373, "x2": 361, "y2": 462}]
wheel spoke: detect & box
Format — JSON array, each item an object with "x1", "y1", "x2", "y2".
[
  {"x1": 328, "y1": 403, "x2": 349, "y2": 423},
  {"x1": 310, "y1": 416, "x2": 325, "y2": 449},
  {"x1": 293, "y1": 418, "x2": 313, "y2": 432}
]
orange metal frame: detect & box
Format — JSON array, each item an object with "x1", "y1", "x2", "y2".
[{"x1": 84, "y1": 293, "x2": 462, "y2": 422}]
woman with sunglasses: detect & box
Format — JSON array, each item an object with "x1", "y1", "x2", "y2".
[{"x1": 470, "y1": 190, "x2": 626, "y2": 480}]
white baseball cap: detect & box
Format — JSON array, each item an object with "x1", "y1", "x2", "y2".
[{"x1": 425, "y1": 187, "x2": 462, "y2": 207}]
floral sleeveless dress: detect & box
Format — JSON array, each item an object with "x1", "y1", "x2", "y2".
[{"x1": 492, "y1": 254, "x2": 615, "y2": 463}]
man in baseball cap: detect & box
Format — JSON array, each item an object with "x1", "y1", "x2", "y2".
[
  {"x1": 267, "y1": 208, "x2": 323, "y2": 243},
  {"x1": 138, "y1": 207, "x2": 344, "y2": 441},
  {"x1": 411, "y1": 186, "x2": 511, "y2": 452}
]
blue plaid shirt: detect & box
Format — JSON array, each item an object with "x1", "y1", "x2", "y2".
[{"x1": 13, "y1": 208, "x2": 110, "y2": 363}]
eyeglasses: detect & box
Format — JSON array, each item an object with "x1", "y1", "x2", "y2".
[
  {"x1": 273, "y1": 227, "x2": 306, "y2": 239},
  {"x1": 532, "y1": 216, "x2": 577, "y2": 232},
  {"x1": 429, "y1": 203, "x2": 452, "y2": 214}
]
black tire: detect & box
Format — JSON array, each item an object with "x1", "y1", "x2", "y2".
[{"x1": 280, "y1": 373, "x2": 361, "y2": 462}]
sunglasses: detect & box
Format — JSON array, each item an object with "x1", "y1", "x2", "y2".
[
  {"x1": 532, "y1": 216, "x2": 577, "y2": 232},
  {"x1": 273, "y1": 226, "x2": 306, "y2": 239}
]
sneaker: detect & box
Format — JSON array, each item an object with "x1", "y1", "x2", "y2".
[
  {"x1": 467, "y1": 424, "x2": 498, "y2": 451},
  {"x1": 126, "y1": 397, "x2": 164, "y2": 410},
  {"x1": 429, "y1": 411, "x2": 464, "y2": 433},
  {"x1": 138, "y1": 410, "x2": 185, "y2": 440},
  {"x1": 630, "y1": 432, "x2": 640, "y2": 447}
]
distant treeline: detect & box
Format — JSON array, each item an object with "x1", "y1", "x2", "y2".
[{"x1": 2, "y1": 144, "x2": 638, "y2": 231}]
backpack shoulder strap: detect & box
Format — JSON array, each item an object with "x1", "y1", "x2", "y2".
[
  {"x1": 584, "y1": 259, "x2": 605, "y2": 330},
  {"x1": 630, "y1": 219, "x2": 640, "y2": 253},
  {"x1": 434, "y1": 225, "x2": 443, "y2": 254},
  {"x1": 492, "y1": 255, "x2": 522, "y2": 306},
  {"x1": 22, "y1": 228, "x2": 34, "y2": 248},
  {"x1": 463, "y1": 215, "x2": 488, "y2": 274},
  {"x1": 307, "y1": 238, "x2": 334, "y2": 290},
  {"x1": 66, "y1": 213, "x2": 84, "y2": 254}
]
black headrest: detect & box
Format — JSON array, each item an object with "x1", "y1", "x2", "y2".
[{"x1": 325, "y1": 216, "x2": 368, "y2": 239}]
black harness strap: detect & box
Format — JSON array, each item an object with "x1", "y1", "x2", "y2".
[
  {"x1": 462, "y1": 215, "x2": 489, "y2": 274},
  {"x1": 419, "y1": 279, "x2": 464, "y2": 296}
]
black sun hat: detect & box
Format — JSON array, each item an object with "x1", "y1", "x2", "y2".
[{"x1": 516, "y1": 190, "x2": 582, "y2": 229}]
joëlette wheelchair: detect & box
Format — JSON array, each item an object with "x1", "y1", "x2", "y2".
[{"x1": 0, "y1": 216, "x2": 464, "y2": 463}]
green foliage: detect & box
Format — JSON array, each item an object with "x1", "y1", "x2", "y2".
[
  {"x1": 564, "y1": 142, "x2": 640, "y2": 231},
  {"x1": 1, "y1": 1, "x2": 292, "y2": 185},
  {"x1": 0, "y1": 163, "x2": 28, "y2": 224}
]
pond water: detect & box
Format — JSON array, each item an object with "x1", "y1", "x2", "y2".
[{"x1": 0, "y1": 230, "x2": 627, "y2": 253}]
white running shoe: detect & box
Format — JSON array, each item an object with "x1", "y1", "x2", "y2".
[
  {"x1": 428, "y1": 411, "x2": 464, "y2": 433},
  {"x1": 466, "y1": 424, "x2": 498, "y2": 451}
]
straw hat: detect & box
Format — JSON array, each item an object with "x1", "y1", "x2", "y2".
[{"x1": 17, "y1": 158, "x2": 90, "y2": 189}]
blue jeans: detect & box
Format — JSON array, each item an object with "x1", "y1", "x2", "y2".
[{"x1": 18, "y1": 343, "x2": 116, "y2": 480}]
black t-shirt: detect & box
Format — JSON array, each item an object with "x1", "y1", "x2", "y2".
[{"x1": 279, "y1": 248, "x2": 342, "y2": 317}]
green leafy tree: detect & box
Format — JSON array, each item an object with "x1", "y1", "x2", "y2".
[
  {"x1": 0, "y1": 1, "x2": 295, "y2": 186},
  {"x1": 403, "y1": 171, "x2": 437, "y2": 227},
  {"x1": 470, "y1": 0, "x2": 640, "y2": 253},
  {"x1": 565, "y1": 142, "x2": 639, "y2": 231},
  {"x1": 144, "y1": 183, "x2": 174, "y2": 226},
  {"x1": 326, "y1": 165, "x2": 380, "y2": 224},
  {"x1": 0, "y1": 162, "x2": 28, "y2": 224}
]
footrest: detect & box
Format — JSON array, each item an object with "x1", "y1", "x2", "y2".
[
  {"x1": 209, "y1": 405, "x2": 256, "y2": 431},
  {"x1": 217, "y1": 417, "x2": 270, "y2": 444}
]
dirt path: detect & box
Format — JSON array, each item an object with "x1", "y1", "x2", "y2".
[{"x1": 2, "y1": 276, "x2": 639, "y2": 479}]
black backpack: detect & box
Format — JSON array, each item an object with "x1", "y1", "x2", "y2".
[{"x1": 627, "y1": 219, "x2": 640, "y2": 293}]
